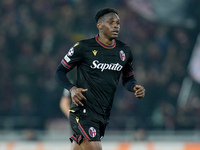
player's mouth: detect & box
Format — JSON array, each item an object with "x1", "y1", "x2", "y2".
[{"x1": 112, "y1": 30, "x2": 119, "y2": 35}]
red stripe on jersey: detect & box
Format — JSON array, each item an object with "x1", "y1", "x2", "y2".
[
  {"x1": 61, "y1": 59, "x2": 71, "y2": 69},
  {"x1": 71, "y1": 136, "x2": 77, "y2": 142},
  {"x1": 122, "y1": 71, "x2": 134, "y2": 77}
]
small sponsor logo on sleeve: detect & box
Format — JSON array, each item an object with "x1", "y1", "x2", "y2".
[{"x1": 64, "y1": 54, "x2": 71, "y2": 62}]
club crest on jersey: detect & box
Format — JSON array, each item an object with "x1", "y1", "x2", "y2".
[
  {"x1": 92, "y1": 50, "x2": 98, "y2": 56},
  {"x1": 119, "y1": 50, "x2": 125, "y2": 61},
  {"x1": 67, "y1": 47, "x2": 74, "y2": 56},
  {"x1": 88, "y1": 127, "x2": 96, "y2": 138}
]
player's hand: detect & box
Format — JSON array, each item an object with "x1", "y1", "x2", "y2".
[
  {"x1": 70, "y1": 86, "x2": 87, "y2": 106},
  {"x1": 133, "y1": 85, "x2": 145, "y2": 98}
]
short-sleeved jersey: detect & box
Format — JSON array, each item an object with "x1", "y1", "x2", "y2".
[{"x1": 61, "y1": 35, "x2": 135, "y2": 117}]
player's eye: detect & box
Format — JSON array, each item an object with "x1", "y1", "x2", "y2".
[{"x1": 109, "y1": 21, "x2": 113, "y2": 24}]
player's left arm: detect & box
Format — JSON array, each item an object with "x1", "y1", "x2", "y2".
[
  {"x1": 60, "y1": 96, "x2": 71, "y2": 118},
  {"x1": 133, "y1": 85, "x2": 145, "y2": 98},
  {"x1": 60, "y1": 89, "x2": 71, "y2": 118},
  {"x1": 121, "y1": 46, "x2": 145, "y2": 98},
  {"x1": 122, "y1": 75, "x2": 145, "y2": 99}
]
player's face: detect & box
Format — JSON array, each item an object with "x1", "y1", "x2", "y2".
[{"x1": 100, "y1": 13, "x2": 120, "y2": 40}]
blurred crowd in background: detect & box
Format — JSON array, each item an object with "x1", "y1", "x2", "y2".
[{"x1": 0, "y1": 0, "x2": 200, "y2": 134}]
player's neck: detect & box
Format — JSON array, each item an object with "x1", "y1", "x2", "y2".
[{"x1": 98, "y1": 33, "x2": 115, "y2": 46}]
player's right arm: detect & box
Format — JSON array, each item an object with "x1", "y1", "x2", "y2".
[
  {"x1": 70, "y1": 86, "x2": 87, "y2": 106},
  {"x1": 55, "y1": 64, "x2": 75, "y2": 91},
  {"x1": 55, "y1": 42, "x2": 87, "y2": 106}
]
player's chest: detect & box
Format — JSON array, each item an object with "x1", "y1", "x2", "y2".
[
  {"x1": 83, "y1": 47, "x2": 128, "y2": 65},
  {"x1": 81, "y1": 47, "x2": 129, "y2": 72}
]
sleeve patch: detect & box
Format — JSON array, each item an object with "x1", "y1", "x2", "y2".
[
  {"x1": 67, "y1": 47, "x2": 74, "y2": 56},
  {"x1": 64, "y1": 54, "x2": 71, "y2": 62}
]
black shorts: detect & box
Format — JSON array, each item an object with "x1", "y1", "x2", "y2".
[{"x1": 69, "y1": 107, "x2": 108, "y2": 145}]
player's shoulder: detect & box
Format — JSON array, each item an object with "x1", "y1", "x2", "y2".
[
  {"x1": 78, "y1": 37, "x2": 95, "y2": 46},
  {"x1": 71, "y1": 37, "x2": 95, "y2": 51},
  {"x1": 116, "y1": 39, "x2": 131, "y2": 50}
]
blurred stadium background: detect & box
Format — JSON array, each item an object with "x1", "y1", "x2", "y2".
[{"x1": 0, "y1": 0, "x2": 200, "y2": 149}]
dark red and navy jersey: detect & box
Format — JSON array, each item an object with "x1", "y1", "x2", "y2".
[{"x1": 59, "y1": 35, "x2": 136, "y2": 117}]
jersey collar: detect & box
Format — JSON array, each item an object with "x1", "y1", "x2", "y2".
[{"x1": 95, "y1": 35, "x2": 116, "y2": 49}]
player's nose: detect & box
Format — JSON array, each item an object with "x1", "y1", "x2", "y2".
[{"x1": 114, "y1": 23, "x2": 118, "y2": 28}]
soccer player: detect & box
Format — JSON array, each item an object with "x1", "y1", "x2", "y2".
[
  {"x1": 60, "y1": 89, "x2": 71, "y2": 118},
  {"x1": 55, "y1": 8, "x2": 145, "y2": 150}
]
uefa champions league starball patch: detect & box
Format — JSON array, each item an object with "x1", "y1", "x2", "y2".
[
  {"x1": 67, "y1": 47, "x2": 74, "y2": 56},
  {"x1": 88, "y1": 127, "x2": 96, "y2": 138},
  {"x1": 119, "y1": 50, "x2": 125, "y2": 61}
]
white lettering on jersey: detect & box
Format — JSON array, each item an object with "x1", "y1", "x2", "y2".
[{"x1": 90, "y1": 60, "x2": 123, "y2": 72}]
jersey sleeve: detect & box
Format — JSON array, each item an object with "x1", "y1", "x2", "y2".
[
  {"x1": 121, "y1": 46, "x2": 137, "y2": 92},
  {"x1": 121, "y1": 46, "x2": 135, "y2": 78},
  {"x1": 61, "y1": 41, "x2": 84, "y2": 70},
  {"x1": 55, "y1": 41, "x2": 84, "y2": 91}
]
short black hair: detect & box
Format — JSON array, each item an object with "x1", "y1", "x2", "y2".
[{"x1": 95, "y1": 8, "x2": 118, "y2": 23}]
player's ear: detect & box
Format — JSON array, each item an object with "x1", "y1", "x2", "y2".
[{"x1": 97, "y1": 22, "x2": 103, "y2": 30}]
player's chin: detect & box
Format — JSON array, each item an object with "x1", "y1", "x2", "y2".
[{"x1": 111, "y1": 34, "x2": 118, "y2": 39}]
